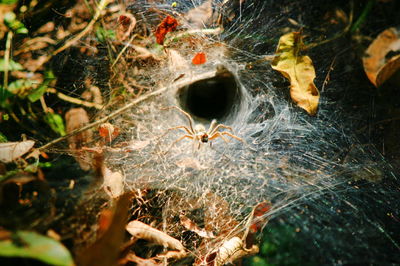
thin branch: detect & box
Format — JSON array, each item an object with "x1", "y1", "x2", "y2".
[
  {"x1": 321, "y1": 55, "x2": 337, "y2": 92},
  {"x1": 305, "y1": 1, "x2": 354, "y2": 50},
  {"x1": 46, "y1": 88, "x2": 104, "y2": 109},
  {"x1": 38, "y1": 85, "x2": 169, "y2": 151},
  {"x1": 111, "y1": 34, "x2": 136, "y2": 69},
  {"x1": 32, "y1": 0, "x2": 111, "y2": 72},
  {"x1": 3, "y1": 31, "x2": 13, "y2": 89}
]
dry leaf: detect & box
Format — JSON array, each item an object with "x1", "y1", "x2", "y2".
[
  {"x1": 0, "y1": 140, "x2": 35, "y2": 163},
  {"x1": 271, "y1": 32, "x2": 320, "y2": 115},
  {"x1": 168, "y1": 49, "x2": 188, "y2": 72},
  {"x1": 179, "y1": 214, "x2": 215, "y2": 238},
  {"x1": 117, "y1": 13, "x2": 136, "y2": 42},
  {"x1": 363, "y1": 27, "x2": 400, "y2": 87},
  {"x1": 126, "y1": 221, "x2": 185, "y2": 252},
  {"x1": 102, "y1": 167, "x2": 124, "y2": 198},
  {"x1": 155, "y1": 15, "x2": 178, "y2": 45},
  {"x1": 192, "y1": 52, "x2": 207, "y2": 65},
  {"x1": 203, "y1": 237, "x2": 259, "y2": 266},
  {"x1": 77, "y1": 194, "x2": 130, "y2": 266},
  {"x1": 98, "y1": 123, "x2": 119, "y2": 142},
  {"x1": 65, "y1": 108, "x2": 93, "y2": 171},
  {"x1": 184, "y1": 0, "x2": 213, "y2": 29},
  {"x1": 131, "y1": 44, "x2": 160, "y2": 61}
]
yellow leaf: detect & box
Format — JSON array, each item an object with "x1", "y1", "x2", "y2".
[{"x1": 271, "y1": 32, "x2": 320, "y2": 115}]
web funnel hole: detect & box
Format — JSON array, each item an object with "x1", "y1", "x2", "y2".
[{"x1": 176, "y1": 68, "x2": 242, "y2": 123}]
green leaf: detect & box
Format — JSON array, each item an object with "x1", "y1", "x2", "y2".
[
  {"x1": 0, "y1": 59, "x2": 23, "y2": 72},
  {"x1": 28, "y1": 70, "x2": 56, "y2": 102},
  {"x1": 44, "y1": 113, "x2": 66, "y2": 136},
  {"x1": 0, "y1": 132, "x2": 7, "y2": 142},
  {"x1": 4, "y1": 12, "x2": 28, "y2": 34},
  {"x1": 96, "y1": 27, "x2": 115, "y2": 42},
  {"x1": 0, "y1": 231, "x2": 74, "y2": 266},
  {"x1": 7, "y1": 79, "x2": 33, "y2": 95},
  {"x1": 27, "y1": 84, "x2": 47, "y2": 102},
  {"x1": 0, "y1": 0, "x2": 19, "y2": 4}
]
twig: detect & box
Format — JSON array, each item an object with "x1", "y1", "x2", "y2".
[
  {"x1": 306, "y1": 1, "x2": 354, "y2": 50},
  {"x1": 111, "y1": 34, "x2": 136, "y2": 69},
  {"x1": 350, "y1": 0, "x2": 375, "y2": 33},
  {"x1": 3, "y1": 31, "x2": 13, "y2": 89},
  {"x1": 38, "y1": 85, "x2": 169, "y2": 151},
  {"x1": 321, "y1": 55, "x2": 337, "y2": 93},
  {"x1": 46, "y1": 88, "x2": 104, "y2": 109},
  {"x1": 32, "y1": 0, "x2": 111, "y2": 72},
  {"x1": 39, "y1": 95, "x2": 49, "y2": 113}
]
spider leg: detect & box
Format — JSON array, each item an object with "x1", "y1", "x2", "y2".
[
  {"x1": 221, "y1": 131, "x2": 244, "y2": 142},
  {"x1": 209, "y1": 124, "x2": 234, "y2": 136},
  {"x1": 166, "y1": 125, "x2": 194, "y2": 135},
  {"x1": 168, "y1": 134, "x2": 194, "y2": 150},
  {"x1": 209, "y1": 132, "x2": 230, "y2": 143},
  {"x1": 162, "y1": 106, "x2": 195, "y2": 133},
  {"x1": 207, "y1": 119, "x2": 218, "y2": 134}
]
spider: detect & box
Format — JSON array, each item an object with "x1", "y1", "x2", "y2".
[{"x1": 162, "y1": 106, "x2": 243, "y2": 149}]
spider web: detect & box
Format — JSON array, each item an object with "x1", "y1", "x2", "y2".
[{"x1": 88, "y1": 0, "x2": 399, "y2": 264}]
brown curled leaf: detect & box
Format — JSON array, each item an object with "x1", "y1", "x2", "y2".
[
  {"x1": 271, "y1": 32, "x2": 320, "y2": 115},
  {"x1": 363, "y1": 27, "x2": 400, "y2": 87},
  {"x1": 202, "y1": 237, "x2": 259, "y2": 266}
]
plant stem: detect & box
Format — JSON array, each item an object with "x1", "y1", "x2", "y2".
[
  {"x1": 350, "y1": 0, "x2": 375, "y2": 33},
  {"x1": 38, "y1": 85, "x2": 169, "y2": 151},
  {"x1": 3, "y1": 31, "x2": 13, "y2": 90}
]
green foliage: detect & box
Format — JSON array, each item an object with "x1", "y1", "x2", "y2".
[
  {"x1": 0, "y1": 132, "x2": 7, "y2": 142},
  {"x1": 0, "y1": 59, "x2": 23, "y2": 71},
  {"x1": 28, "y1": 70, "x2": 56, "y2": 102},
  {"x1": 245, "y1": 224, "x2": 310, "y2": 266},
  {"x1": 44, "y1": 113, "x2": 66, "y2": 136},
  {"x1": 0, "y1": 0, "x2": 19, "y2": 4},
  {"x1": 7, "y1": 79, "x2": 34, "y2": 96},
  {"x1": 96, "y1": 26, "x2": 115, "y2": 42},
  {"x1": 0, "y1": 231, "x2": 74, "y2": 266},
  {"x1": 4, "y1": 12, "x2": 28, "y2": 34}
]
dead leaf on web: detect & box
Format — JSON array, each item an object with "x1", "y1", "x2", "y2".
[
  {"x1": 184, "y1": 0, "x2": 213, "y2": 29},
  {"x1": 363, "y1": 27, "x2": 400, "y2": 87},
  {"x1": 116, "y1": 13, "x2": 136, "y2": 42},
  {"x1": 126, "y1": 220, "x2": 186, "y2": 255},
  {"x1": 168, "y1": 49, "x2": 189, "y2": 73},
  {"x1": 155, "y1": 15, "x2": 178, "y2": 45},
  {"x1": 0, "y1": 140, "x2": 35, "y2": 163},
  {"x1": 192, "y1": 52, "x2": 207, "y2": 65},
  {"x1": 179, "y1": 213, "x2": 215, "y2": 238},
  {"x1": 201, "y1": 237, "x2": 259, "y2": 266},
  {"x1": 271, "y1": 32, "x2": 320, "y2": 115},
  {"x1": 131, "y1": 44, "x2": 161, "y2": 61},
  {"x1": 102, "y1": 167, "x2": 124, "y2": 198},
  {"x1": 98, "y1": 123, "x2": 119, "y2": 143},
  {"x1": 65, "y1": 108, "x2": 93, "y2": 171}
]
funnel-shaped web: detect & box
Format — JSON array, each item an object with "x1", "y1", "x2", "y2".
[{"x1": 105, "y1": 0, "x2": 400, "y2": 264}]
